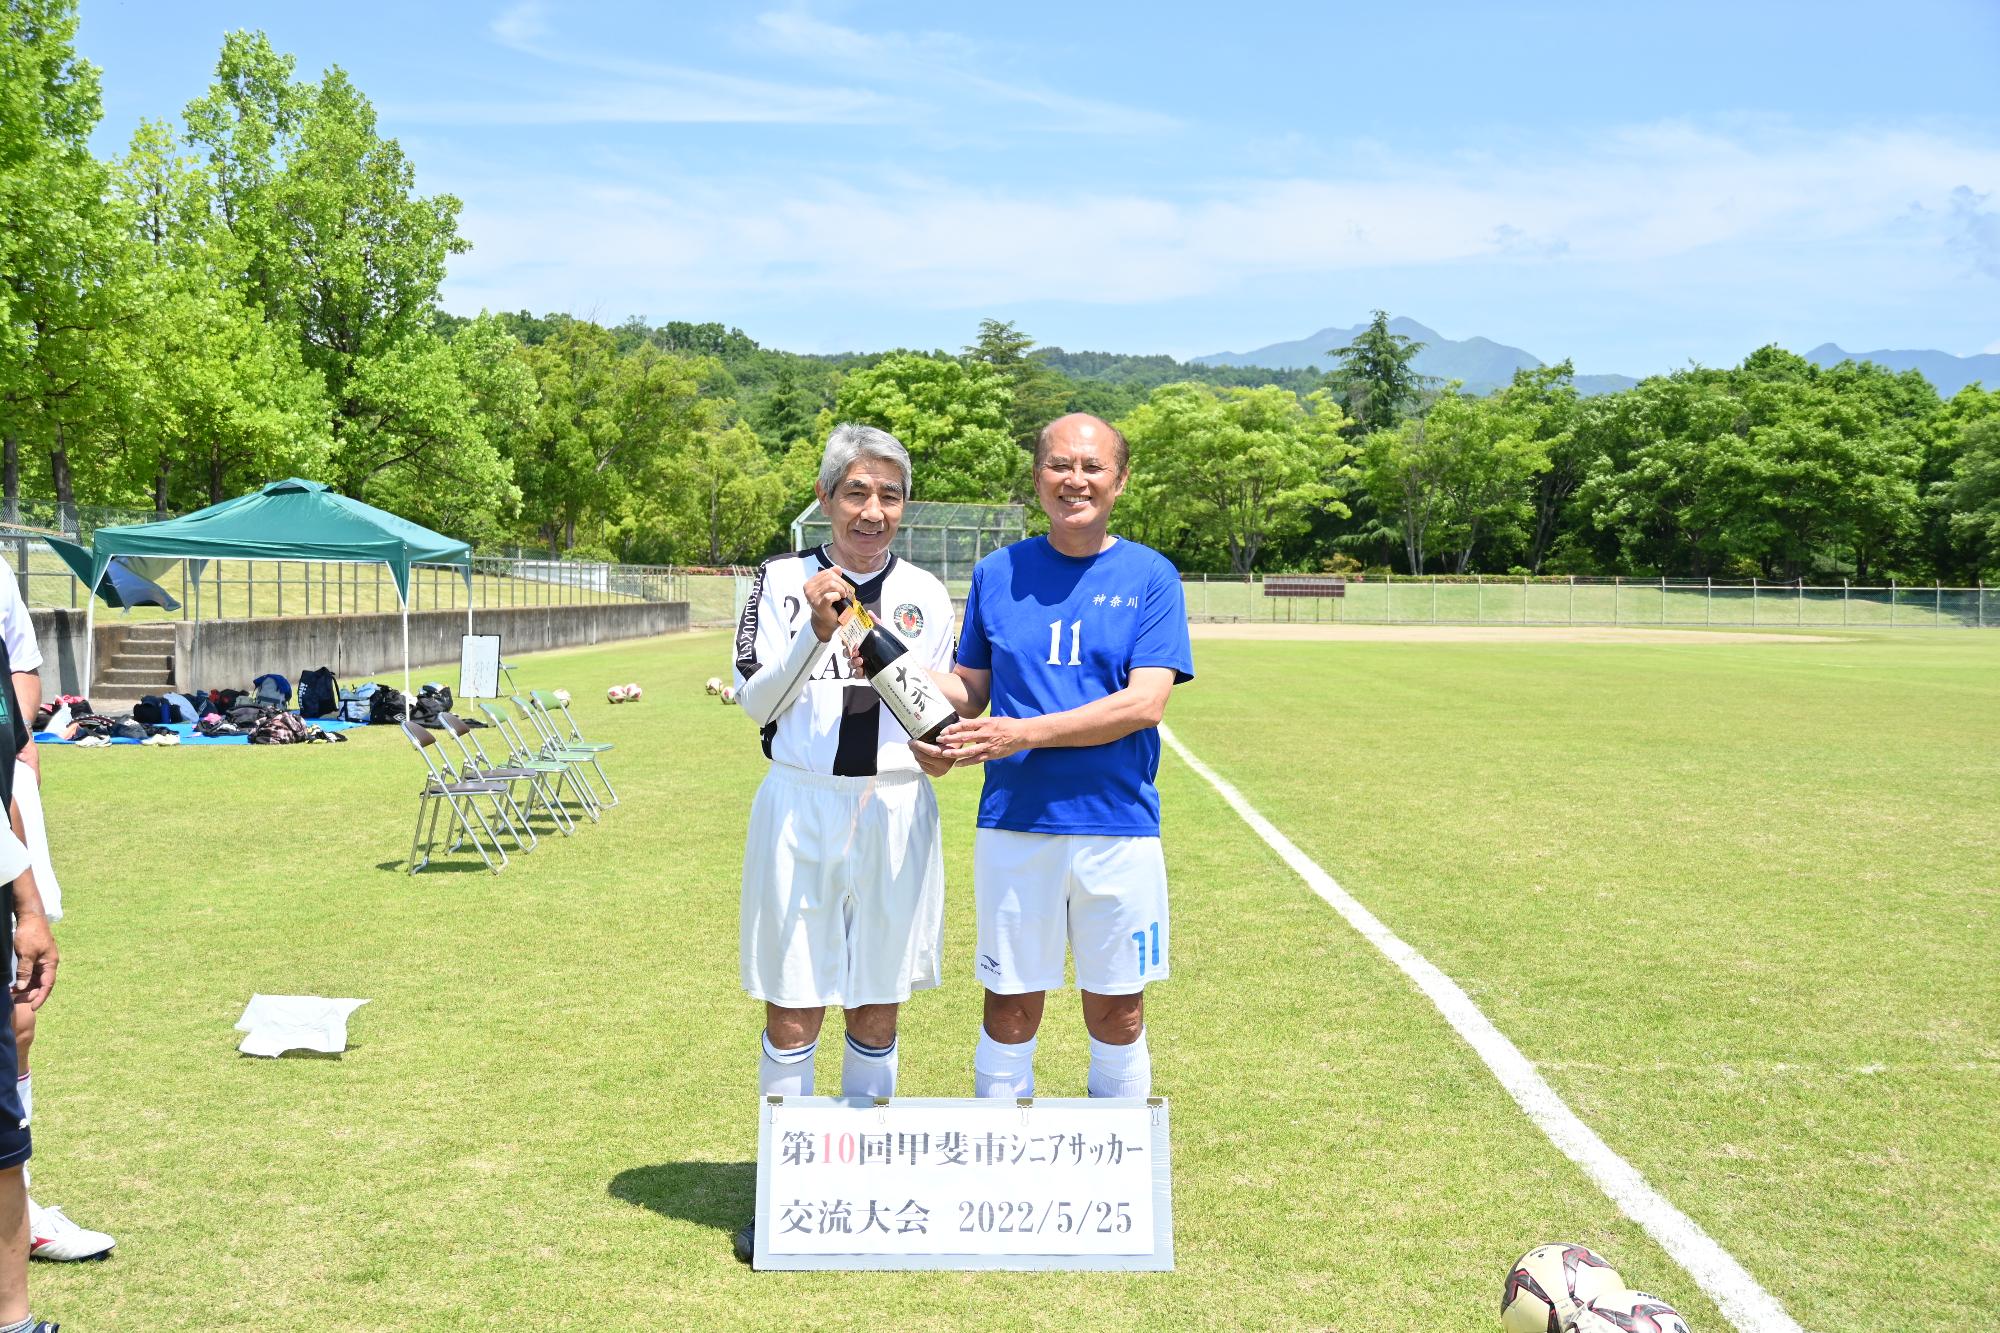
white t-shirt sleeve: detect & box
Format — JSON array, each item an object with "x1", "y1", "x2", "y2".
[{"x1": 0, "y1": 558, "x2": 41, "y2": 673}]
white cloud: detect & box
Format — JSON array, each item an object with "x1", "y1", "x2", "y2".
[
  {"x1": 441, "y1": 123, "x2": 2000, "y2": 318},
  {"x1": 395, "y1": 4, "x2": 1168, "y2": 133},
  {"x1": 749, "y1": 10, "x2": 1178, "y2": 135}
]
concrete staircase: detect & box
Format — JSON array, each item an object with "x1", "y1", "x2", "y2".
[{"x1": 92, "y1": 624, "x2": 176, "y2": 708}]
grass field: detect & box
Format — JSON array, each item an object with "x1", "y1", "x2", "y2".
[{"x1": 20, "y1": 627, "x2": 1998, "y2": 1330}]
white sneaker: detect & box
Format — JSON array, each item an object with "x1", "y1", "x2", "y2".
[{"x1": 28, "y1": 1199, "x2": 114, "y2": 1261}]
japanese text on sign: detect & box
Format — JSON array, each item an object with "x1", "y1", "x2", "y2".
[{"x1": 758, "y1": 1100, "x2": 1165, "y2": 1263}]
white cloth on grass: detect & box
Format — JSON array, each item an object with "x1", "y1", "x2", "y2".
[{"x1": 235, "y1": 995, "x2": 369, "y2": 1057}]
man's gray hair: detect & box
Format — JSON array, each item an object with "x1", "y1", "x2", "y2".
[{"x1": 818, "y1": 422, "x2": 913, "y2": 499}]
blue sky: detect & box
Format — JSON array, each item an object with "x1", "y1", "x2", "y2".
[{"x1": 76, "y1": 1, "x2": 2000, "y2": 375}]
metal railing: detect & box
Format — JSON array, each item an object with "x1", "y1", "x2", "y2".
[
  {"x1": 1177, "y1": 574, "x2": 1995, "y2": 629},
  {"x1": 10, "y1": 500, "x2": 1987, "y2": 634}
]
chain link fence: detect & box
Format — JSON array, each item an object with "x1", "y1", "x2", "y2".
[
  {"x1": 1178, "y1": 574, "x2": 1995, "y2": 629},
  {"x1": 7, "y1": 498, "x2": 1987, "y2": 631}
]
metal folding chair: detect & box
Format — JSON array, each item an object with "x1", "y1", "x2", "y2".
[
  {"x1": 401, "y1": 720, "x2": 518, "y2": 874},
  {"x1": 478, "y1": 701, "x2": 600, "y2": 824},
  {"x1": 515, "y1": 693, "x2": 618, "y2": 809},
  {"x1": 441, "y1": 711, "x2": 571, "y2": 838}
]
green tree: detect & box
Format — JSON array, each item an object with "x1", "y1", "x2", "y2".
[
  {"x1": 1501, "y1": 362, "x2": 1585, "y2": 572},
  {"x1": 639, "y1": 421, "x2": 792, "y2": 564},
  {"x1": 832, "y1": 353, "x2": 1019, "y2": 501},
  {"x1": 1425, "y1": 389, "x2": 1551, "y2": 574},
  {"x1": 184, "y1": 34, "x2": 488, "y2": 521},
  {"x1": 0, "y1": 0, "x2": 122, "y2": 518},
  {"x1": 516, "y1": 321, "x2": 724, "y2": 553},
  {"x1": 965, "y1": 318, "x2": 1073, "y2": 452},
  {"x1": 1936, "y1": 389, "x2": 2000, "y2": 578},
  {"x1": 109, "y1": 117, "x2": 332, "y2": 511},
  {"x1": 1118, "y1": 383, "x2": 1353, "y2": 573},
  {"x1": 1328, "y1": 310, "x2": 1429, "y2": 435}
]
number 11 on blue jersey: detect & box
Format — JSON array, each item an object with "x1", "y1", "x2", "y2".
[{"x1": 1047, "y1": 619, "x2": 1081, "y2": 666}]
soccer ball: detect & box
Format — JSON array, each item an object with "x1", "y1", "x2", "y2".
[
  {"x1": 704, "y1": 677, "x2": 722, "y2": 695},
  {"x1": 625, "y1": 683, "x2": 643, "y2": 701},
  {"x1": 1501, "y1": 1244, "x2": 1623, "y2": 1333},
  {"x1": 607, "y1": 684, "x2": 628, "y2": 704},
  {"x1": 1574, "y1": 1289, "x2": 1690, "y2": 1333},
  {"x1": 552, "y1": 688, "x2": 571, "y2": 706},
  {"x1": 718, "y1": 685, "x2": 737, "y2": 705}
]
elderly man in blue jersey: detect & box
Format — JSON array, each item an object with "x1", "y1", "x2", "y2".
[{"x1": 915, "y1": 412, "x2": 1193, "y2": 1101}]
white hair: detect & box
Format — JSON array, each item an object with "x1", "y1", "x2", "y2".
[{"x1": 818, "y1": 423, "x2": 912, "y2": 500}]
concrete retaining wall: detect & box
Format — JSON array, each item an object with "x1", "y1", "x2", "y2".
[{"x1": 27, "y1": 602, "x2": 689, "y2": 697}]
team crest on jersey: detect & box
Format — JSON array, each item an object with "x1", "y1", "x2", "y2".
[{"x1": 892, "y1": 603, "x2": 924, "y2": 636}]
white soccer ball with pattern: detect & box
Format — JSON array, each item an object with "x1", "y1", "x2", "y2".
[
  {"x1": 704, "y1": 677, "x2": 722, "y2": 695},
  {"x1": 552, "y1": 689, "x2": 571, "y2": 706},
  {"x1": 718, "y1": 685, "x2": 737, "y2": 705},
  {"x1": 1574, "y1": 1289, "x2": 1690, "y2": 1333},
  {"x1": 607, "y1": 684, "x2": 628, "y2": 703},
  {"x1": 625, "y1": 683, "x2": 642, "y2": 701},
  {"x1": 1501, "y1": 1243, "x2": 1624, "y2": 1333}
]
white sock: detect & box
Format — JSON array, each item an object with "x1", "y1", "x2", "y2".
[
  {"x1": 973, "y1": 1028, "x2": 1037, "y2": 1098},
  {"x1": 1086, "y1": 1030, "x2": 1151, "y2": 1099},
  {"x1": 841, "y1": 1034, "x2": 898, "y2": 1099},
  {"x1": 759, "y1": 1032, "x2": 816, "y2": 1097}
]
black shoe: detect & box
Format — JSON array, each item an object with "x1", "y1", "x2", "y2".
[{"x1": 732, "y1": 1219, "x2": 754, "y2": 1264}]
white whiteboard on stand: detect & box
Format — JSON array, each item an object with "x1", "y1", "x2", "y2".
[{"x1": 458, "y1": 635, "x2": 501, "y2": 699}]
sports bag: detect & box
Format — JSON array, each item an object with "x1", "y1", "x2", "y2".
[
  {"x1": 339, "y1": 683, "x2": 379, "y2": 724},
  {"x1": 298, "y1": 667, "x2": 341, "y2": 719},
  {"x1": 133, "y1": 696, "x2": 168, "y2": 725},
  {"x1": 253, "y1": 673, "x2": 292, "y2": 708},
  {"x1": 228, "y1": 703, "x2": 271, "y2": 728},
  {"x1": 368, "y1": 686, "x2": 406, "y2": 725}
]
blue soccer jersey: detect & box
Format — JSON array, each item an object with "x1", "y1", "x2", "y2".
[{"x1": 956, "y1": 536, "x2": 1194, "y2": 836}]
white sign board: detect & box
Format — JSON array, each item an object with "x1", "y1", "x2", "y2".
[
  {"x1": 754, "y1": 1096, "x2": 1172, "y2": 1270},
  {"x1": 457, "y1": 634, "x2": 501, "y2": 700}
]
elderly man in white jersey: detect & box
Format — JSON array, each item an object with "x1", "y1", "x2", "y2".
[
  {"x1": 728, "y1": 423, "x2": 954, "y2": 1263},
  {"x1": 918, "y1": 413, "x2": 1193, "y2": 1103}
]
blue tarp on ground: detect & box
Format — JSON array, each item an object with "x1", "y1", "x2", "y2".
[{"x1": 34, "y1": 718, "x2": 362, "y2": 747}]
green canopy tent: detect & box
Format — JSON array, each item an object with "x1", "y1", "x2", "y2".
[{"x1": 81, "y1": 479, "x2": 473, "y2": 697}]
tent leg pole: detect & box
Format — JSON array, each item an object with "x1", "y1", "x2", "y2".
[
  {"x1": 83, "y1": 591, "x2": 97, "y2": 699},
  {"x1": 402, "y1": 592, "x2": 411, "y2": 700}
]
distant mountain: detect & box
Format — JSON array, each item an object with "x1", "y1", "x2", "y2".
[
  {"x1": 1804, "y1": 344, "x2": 1998, "y2": 398},
  {"x1": 1195, "y1": 318, "x2": 1637, "y2": 397}
]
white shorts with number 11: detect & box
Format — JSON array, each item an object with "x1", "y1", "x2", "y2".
[{"x1": 973, "y1": 828, "x2": 1169, "y2": 997}]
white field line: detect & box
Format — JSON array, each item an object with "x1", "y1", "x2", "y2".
[{"x1": 1160, "y1": 724, "x2": 1804, "y2": 1333}]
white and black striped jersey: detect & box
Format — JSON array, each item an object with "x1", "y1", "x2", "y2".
[{"x1": 733, "y1": 547, "x2": 955, "y2": 777}]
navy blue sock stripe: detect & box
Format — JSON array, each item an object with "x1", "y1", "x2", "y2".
[{"x1": 845, "y1": 1033, "x2": 895, "y2": 1058}]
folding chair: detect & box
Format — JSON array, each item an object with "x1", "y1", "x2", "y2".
[
  {"x1": 478, "y1": 701, "x2": 600, "y2": 824},
  {"x1": 441, "y1": 711, "x2": 571, "y2": 838},
  {"x1": 530, "y1": 689, "x2": 618, "y2": 804},
  {"x1": 401, "y1": 720, "x2": 518, "y2": 874},
  {"x1": 516, "y1": 693, "x2": 618, "y2": 809}
]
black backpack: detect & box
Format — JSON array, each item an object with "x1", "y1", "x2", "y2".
[
  {"x1": 369, "y1": 686, "x2": 406, "y2": 725},
  {"x1": 133, "y1": 695, "x2": 168, "y2": 725},
  {"x1": 298, "y1": 667, "x2": 341, "y2": 719},
  {"x1": 228, "y1": 703, "x2": 271, "y2": 728}
]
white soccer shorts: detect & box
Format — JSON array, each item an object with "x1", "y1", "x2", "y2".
[
  {"x1": 973, "y1": 828, "x2": 1169, "y2": 997},
  {"x1": 740, "y1": 764, "x2": 944, "y2": 1009}
]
